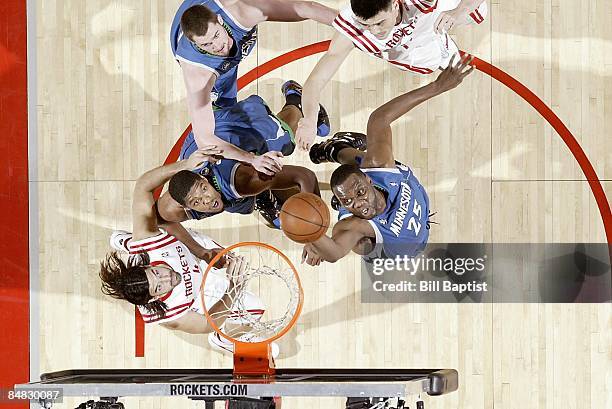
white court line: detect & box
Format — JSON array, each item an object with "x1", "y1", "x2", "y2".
[{"x1": 27, "y1": 0, "x2": 40, "y2": 391}]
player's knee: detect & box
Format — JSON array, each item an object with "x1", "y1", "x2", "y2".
[{"x1": 299, "y1": 168, "x2": 319, "y2": 193}]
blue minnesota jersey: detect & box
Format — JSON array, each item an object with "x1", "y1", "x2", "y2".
[
  {"x1": 171, "y1": 0, "x2": 258, "y2": 108},
  {"x1": 338, "y1": 164, "x2": 430, "y2": 259},
  {"x1": 180, "y1": 95, "x2": 295, "y2": 157},
  {"x1": 185, "y1": 159, "x2": 255, "y2": 220}
]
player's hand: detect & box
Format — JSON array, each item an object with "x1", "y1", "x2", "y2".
[
  {"x1": 251, "y1": 151, "x2": 283, "y2": 176},
  {"x1": 185, "y1": 146, "x2": 223, "y2": 169},
  {"x1": 301, "y1": 243, "x2": 322, "y2": 266},
  {"x1": 226, "y1": 255, "x2": 248, "y2": 293},
  {"x1": 433, "y1": 54, "x2": 475, "y2": 93},
  {"x1": 434, "y1": 9, "x2": 460, "y2": 34},
  {"x1": 295, "y1": 118, "x2": 318, "y2": 151}
]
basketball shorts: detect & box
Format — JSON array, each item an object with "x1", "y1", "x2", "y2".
[{"x1": 180, "y1": 95, "x2": 295, "y2": 158}]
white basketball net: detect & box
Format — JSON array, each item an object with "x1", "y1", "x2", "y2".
[{"x1": 204, "y1": 245, "x2": 302, "y2": 343}]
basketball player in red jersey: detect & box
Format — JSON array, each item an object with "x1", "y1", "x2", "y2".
[
  {"x1": 295, "y1": 0, "x2": 487, "y2": 151},
  {"x1": 100, "y1": 148, "x2": 279, "y2": 356}
]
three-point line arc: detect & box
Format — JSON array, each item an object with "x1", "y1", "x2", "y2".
[{"x1": 135, "y1": 40, "x2": 612, "y2": 357}]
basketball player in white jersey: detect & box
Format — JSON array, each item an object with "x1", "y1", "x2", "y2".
[
  {"x1": 100, "y1": 148, "x2": 277, "y2": 356},
  {"x1": 295, "y1": 0, "x2": 487, "y2": 151}
]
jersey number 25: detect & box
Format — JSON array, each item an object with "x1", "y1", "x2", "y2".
[{"x1": 407, "y1": 200, "x2": 422, "y2": 236}]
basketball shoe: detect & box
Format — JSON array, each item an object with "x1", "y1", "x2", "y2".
[
  {"x1": 281, "y1": 80, "x2": 330, "y2": 137},
  {"x1": 254, "y1": 190, "x2": 281, "y2": 229},
  {"x1": 309, "y1": 131, "x2": 367, "y2": 164}
]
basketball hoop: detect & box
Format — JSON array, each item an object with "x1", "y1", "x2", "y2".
[{"x1": 201, "y1": 242, "x2": 303, "y2": 379}]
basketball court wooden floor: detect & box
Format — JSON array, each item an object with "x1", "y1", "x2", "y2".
[{"x1": 29, "y1": 0, "x2": 610, "y2": 408}]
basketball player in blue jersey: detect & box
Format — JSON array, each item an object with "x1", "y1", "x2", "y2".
[
  {"x1": 156, "y1": 82, "x2": 321, "y2": 228},
  {"x1": 156, "y1": 157, "x2": 320, "y2": 228},
  {"x1": 171, "y1": 0, "x2": 336, "y2": 175},
  {"x1": 301, "y1": 55, "x2": 475, "y2": 265}
]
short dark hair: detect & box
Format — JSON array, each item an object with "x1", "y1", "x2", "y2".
[
  {"x1": 168, "y1": 170, "x2": 201, "y2": 206},
  {"x1": 330, "y1": 164, "x2": 365, "y2": 188},
  {"x1": 350, "y1": 0, "x2": 394, "y2": 20},
  {"x1": 180, "y1": 5, "x2": 218, "y2": 41},
  {"x1": 99, "y1": 252, "x2": 168, "y2": 319}
]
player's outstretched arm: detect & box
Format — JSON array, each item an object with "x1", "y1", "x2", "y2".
[
  {"x1": 181, "y1": 63, "x2": 283, "y2": 176},
  {"x1": 434, "y1": 0, "x2": 486, "y2": 33},
  {"x1": 363, "y1": 55, "x2": 475, "y2": 168},
  {"x1": 296, "y1": 32, "x2": 354, "y2": 151},
  {"x1": 233, "y1": 164, "x2": 321, "y2": 197},
  {"x1": 161, "y1": 310, "x2": 214, "y2": 334},
  {"x1": 245, "y1": 0, "x2": 337, "y2": 25},
  {"x1": 302, "y1": 218, "x2": 373, "y2": 265},
  {"x1": 132, "y1": 147, "x2": 221, "y2": 241}
]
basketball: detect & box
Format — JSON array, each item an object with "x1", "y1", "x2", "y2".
[{"x1": 280, "y1": 193, "x2": 330, "y2": 243}]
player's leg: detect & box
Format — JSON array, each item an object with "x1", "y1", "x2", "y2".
[
  {"x1": 201, "y1": 273, "x2": 264, "y2": 355},
  {"x1": 280, "y1": 80, "x2": 330, "y2": 137},
  {"x1": 309, "y1": 131, "x2": 367, "y2": 164},
  {"x1": 209, "y1": 290, "x2": 280, "y2": 358},
  {"x1": 275, "y1": 104, "x2": 302, "y2": 136},
  {"x1": 251, "y1": 83, "x2": 322, "y2": 229}
]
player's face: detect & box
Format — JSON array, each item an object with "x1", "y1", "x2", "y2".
[
  {"x1": 333, "y1": 173, "x2": 379, "y2": 220},
  {"x1": 354, "y1": 1, "x2": 400, "y2": 39},
  {"x1": 185, "y1": 177, "x2": 224, "y2": 213},
  {"x1": 191, "y1": 16, "x2": 234, "y2": 56},
  {"x1": 145, "y1": 264, "x2": 182, "y2": 297}
]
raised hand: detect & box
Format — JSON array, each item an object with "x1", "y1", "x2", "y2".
[
  {"x1": 185, "y1": 145, "x2": 223, "y2": 169},
  {"x1": 295, "y1": 117, "x2": 318, "y2": 151},
  {"x1": 433, "y1": 54, "x2": 475, "y2": 93},
  {"x1": 226, "y1": 255, "x2": 249, "y2": 295},
  {"x1": 251, "y1": 151, "x2": 284, "y2": 176},
  {"x1": 434, "y1": 9, "x2": 461, "y2": 34},
  {"x1": 301, "y1": 243, "x2": 322, "y2": 266}
]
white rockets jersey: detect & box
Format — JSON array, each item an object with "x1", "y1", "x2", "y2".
[
  {"x1": 332, "y1": 0, "x2": 487, "y2": 73},
  {"x1": 129, "y1": 230, "x2": 229, "y2": 324}
]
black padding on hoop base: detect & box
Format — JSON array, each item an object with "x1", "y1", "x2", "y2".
[
  {"x1": 428, "y1": 369, "x2": 458, "y2": 395},
  {"x1": 227, "y1": 397, "x2": 276, "y2": 409},
  {"x1": 345, "y1": 397, "x2": 372, "y2": 409}
]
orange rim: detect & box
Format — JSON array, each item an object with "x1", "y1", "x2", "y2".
[{"x1": 201, "y1": 241, "x2": 304, "y2": 346}]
